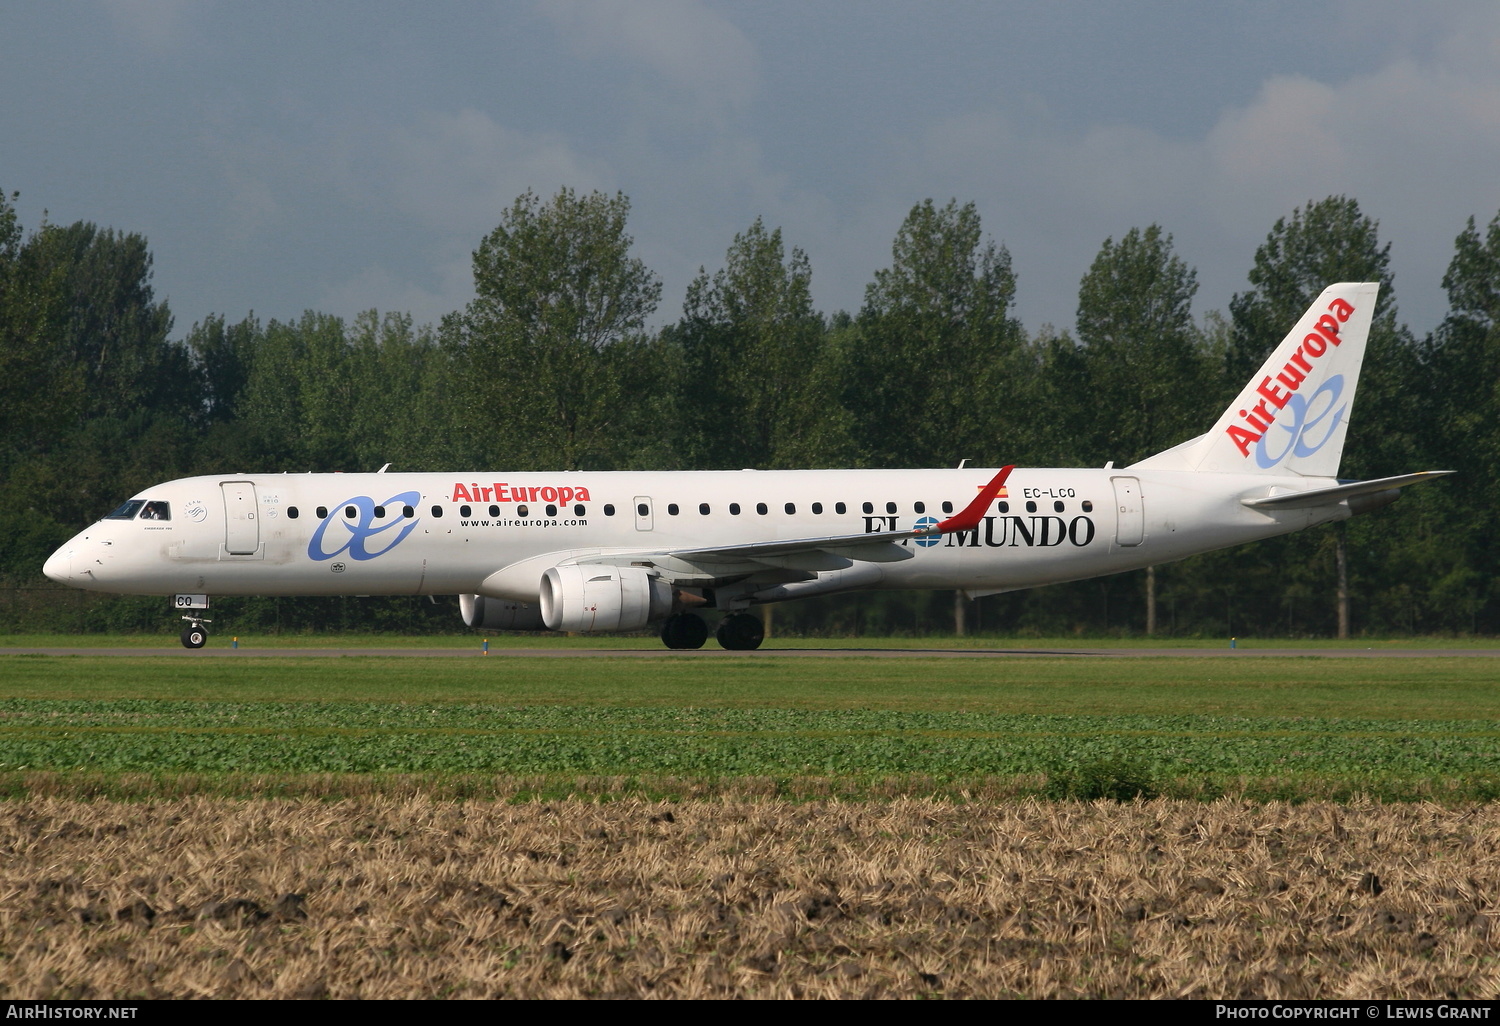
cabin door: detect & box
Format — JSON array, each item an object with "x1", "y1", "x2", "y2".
[
  {"x1": 221, "y1": 481, "x2": 260, "y2": 554},
  {"x1": 1110, "y1": 476, "x2": 1144, "y2": 547}
]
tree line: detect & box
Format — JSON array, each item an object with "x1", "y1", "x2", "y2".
[{"x1": 2, "y1": 185, "x2": 1496, "y2": 637}]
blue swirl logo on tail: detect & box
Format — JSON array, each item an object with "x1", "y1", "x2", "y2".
[{"x1": 1255, "y1": 376, "x2": 1347, "y2": 469}]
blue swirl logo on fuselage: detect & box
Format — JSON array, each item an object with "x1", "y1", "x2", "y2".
[
  {"x1": 308, "y1": 492, "x2": 421, "y2": 561},
  {"x1": 913, "y1": 516, "x2": 941, "y2": 547}
]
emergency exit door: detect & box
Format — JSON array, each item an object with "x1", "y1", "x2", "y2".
[
  {"x1": 634, "y1": 496, "x2": 654, "y2": 531},
  {"x1": 221, "y1": 482, "x2": 260, "y2": 554}
]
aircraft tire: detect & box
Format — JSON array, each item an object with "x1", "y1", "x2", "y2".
[
  {"x1": 181, "y1": 624, "x2": 208, "y2": 649},
  {"x1": 716, "y1": 612, "x2": 764, "y2": 651},
  {"x1": 660, "y1": 613, "x2": 708, "y2": 650}
]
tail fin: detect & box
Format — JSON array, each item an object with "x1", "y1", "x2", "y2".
[{"x1": 1132, "y1": 282, "x2": 1378, "y2": 476}]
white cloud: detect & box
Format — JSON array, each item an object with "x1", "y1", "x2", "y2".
[
  {"x1": 99, "y1": 0, "x2": 196, "y2": 54},
  {"x1": 383, "y1": 108, "x2": 604, "y2": 234},
  {"x1": 842, "y1": 7, "x2": 1500, "y2": 334},
  {"x1": 540, "y1": 0, "x2": 759, "y2": 114},
  {"x1": 317, "y1": 250, "x2": 475, "y2": 331}
]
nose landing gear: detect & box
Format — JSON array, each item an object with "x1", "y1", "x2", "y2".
[{"x1": 180, "y1": 616, "x2": 211, "y2": 649}]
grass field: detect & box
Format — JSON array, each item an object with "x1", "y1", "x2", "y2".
[
  {"x1": 2, "y1": 653, "x2": 1498, "y2": 800},
  {"x1": 3, "y1": 649, "x2": 1499, "y2": 999},
  {"x1": 6, "y1": 631, "x2": 1500, "y2": 648}
]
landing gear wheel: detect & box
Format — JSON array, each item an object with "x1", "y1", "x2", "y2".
[
  {"x1": 660, "y1": 613, "x2": 708, "y2": 650},
  {"x1": 716, "y1": 612, "x2": 765, "y2": 651},
  {"x1": 181, "y1": 624, "x2": 208, "y2": 649}
]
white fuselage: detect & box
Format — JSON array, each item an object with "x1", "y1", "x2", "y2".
[{"x1": 42, "y1": 467, "x2": 1345, "y2": 605}]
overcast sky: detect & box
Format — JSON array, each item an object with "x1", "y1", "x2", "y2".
[{"x1": 5, "y1": 1, "x2": 1500, "y2": 339}]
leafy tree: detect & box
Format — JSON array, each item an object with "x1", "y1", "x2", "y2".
[
  {"x1": 672, "y1": 218, "x2": 850, "y2": 469},
  {"x1": 1051, "y1": 226, "x2": 1210, "y2": 633},
  {"x1": 1228, "y1": 197, "x2": 1396, "y2": 376},
  {"x1": 848, "y1": 199, "x2": 1030, "y2": 470},
  {"x1": 18, "y1": 221, "x2": 186, "y2": 422},
  {"x1": 1227, "y1": 196, "x2": 1420, "y2": 636},
  {"x1": 0, "y1": 193, "x2": 76, "y2": 464},
  {"x1": 0, "y1": 205, "x2": 206, "y2": 577},
  {"x1": 1067, "y1": 225, "x2": 1209, "y2": 466},
  {"x1": 1418, "y1": 212, "x2": 1500, "y2": 631},
  {"x1": 184, "y1": 312, "x2": 261, "y2": 426},
  {"x1": 345, "y1": 309, "x2": 449, "y2": 472},
  {"x1": 449, "y1": 188, "x2": 665, "y2": 470}
]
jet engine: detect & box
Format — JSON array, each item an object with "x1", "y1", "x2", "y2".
[
  {"x1": 459, "y1": 593, "x2": 546, "y2": 631},
  {"x1": 539, "y1": 565, "x2": 672, "y2": 633}
]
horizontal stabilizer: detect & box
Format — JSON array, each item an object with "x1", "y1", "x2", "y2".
[{"x1": 1241, "y1": 471, "x2": 1453, "y2": 509}]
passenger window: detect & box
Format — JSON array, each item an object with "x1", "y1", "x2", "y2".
[
  {"x1": 1025, "y1": 501, "x2": 1037, "y2": 513},
  {"x1": 699, "y1": 503, "x2": 710, "y2": 515},
  {"x1": 784, "y1": 502, "x2": 795, "y2": 515},
  {"x1": 942, "y1": 501, "x2": 953, "y2": 514},
  {"x1": 546, "y1": 504, "x2": 557, "y2": 516},
  {"x1": 637, "y1": 503, "x2": 649, "y2": 517},
  {"x1": 835, "y1": 502, "x2": 847, "y2": 515},
  {"x1": 460, "y1": 505, "x2": 472, "y2": 517},
  {"x1": 862, "y1": 502, "x2": 873, "y2": 514},
  {"x1": 317, "y1": 506, "x2": 328, "y2": 519},
  {"x1": 812, "y1": 502, "x2": 823, "y2": 514},
  {"x1": 1082, "y1": 500, "x2": 1093, "y2": 513},
  {"x1": 287, "y1": 507, "x2": 299, "y2": 519},
  {"x1": 914, "y1": 501, "x2": 925, "y2": 514},
  {"x1": 604, "y1": 504, "x2": 616, "y2": 516},
  {"x1": 431, "y1": 505, "x2": 443, "y2": 518},
  {"x1": 345, "y1": 506, "x2": 357, "y2": 519},
  {"x1": 374, "y1": 506, "x2": 386, "y2": 519},
  {"x1": 403, "y1": 505, "x2": 414, "y2": 518},
  {"x1": 998, "y1": 501, "x2": 1009, "y2": 514},
  {"x1": 488, "y1": 504, "x2": 499, "y2": 517},
  {"x1": 667, "y1": 503, "x2": 679, "y2": 516},
  {"x1": 104, "y1": 500, "x2": 145, "y2": 521},
  {"x1": 756, "y1": 503, "x2": 768, "y2": 515},
  {"x1": 139, "y1": 501, "x2": 171, "y2": 521},
  {"x1": 1054, "y1": 500, "x2": 1065, "y2": 513},
  {"x1": 730, "y1": 503, "x2": 741, "y2": 515},
  {"x1": 885, "y1": 501, "x2": 897, "y2": 514},
  {"x1": 517, "y1": 504, "x2": 529, "y2": 517},
  {"x1": 575, "y1": 504, "x2": 586, "y2": 516}
]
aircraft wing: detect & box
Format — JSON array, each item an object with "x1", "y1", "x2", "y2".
[
  {"x1": 571, "y1": 466, "x2": 1015, "y2": 579},
  {"x1": 1241, "y1": 470, "x2": 1454, "y2": 509}
]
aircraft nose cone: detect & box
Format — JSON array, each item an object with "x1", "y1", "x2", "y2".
[{"x1": 43, "y1": 548, "x2": 71, "y2": 583}]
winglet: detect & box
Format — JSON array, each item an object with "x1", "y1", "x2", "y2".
[{"x1": 928, "y1": 466, "x2": 1014, "y2": 535}]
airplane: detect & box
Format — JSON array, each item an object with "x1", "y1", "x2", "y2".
[{"x1": 43, "y1": 282, "x2": 1451, "y2": 650}]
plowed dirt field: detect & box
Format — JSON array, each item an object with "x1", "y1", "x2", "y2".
[{"x1": 3, "y1": 796, "x2": 1497, "y2": 999}]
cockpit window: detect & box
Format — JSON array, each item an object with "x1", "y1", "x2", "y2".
[
  {"x1": 104, "y1": 500, "x2": 145, "y2": 520},
  {"x1": 139, "y1": 501, "x2": 171, "y2": 521}
]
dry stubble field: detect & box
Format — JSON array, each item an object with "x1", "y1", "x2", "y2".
[{"x1": 3, "y1": 795, "x2": 1498, "y2": 999}]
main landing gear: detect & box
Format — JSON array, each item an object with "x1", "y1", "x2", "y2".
[
  {"x1": 180, "y1": 616, "x2": 211, "y2": 649},
  {"x1": 716, "y1": 612, "x2": 765, "y2": 651},
  {"x1": 660, "y1": 613, "x2": 709, "y2": 650},
  {"x1": 659, "y1": 611, "x2": 766, "y2": 651}
]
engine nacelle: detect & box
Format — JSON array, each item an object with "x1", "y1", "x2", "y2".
[
  {"x1": 459, "y1": 594, "x2": 546, "y2": 631},
  {"x1": 539, "y1": 565, "x2": 672, "y2": 633}
]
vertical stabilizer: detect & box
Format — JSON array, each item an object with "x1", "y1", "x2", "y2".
[{"x1": 1132, "y1": 282, "x2": 1378, "y2": 477}]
